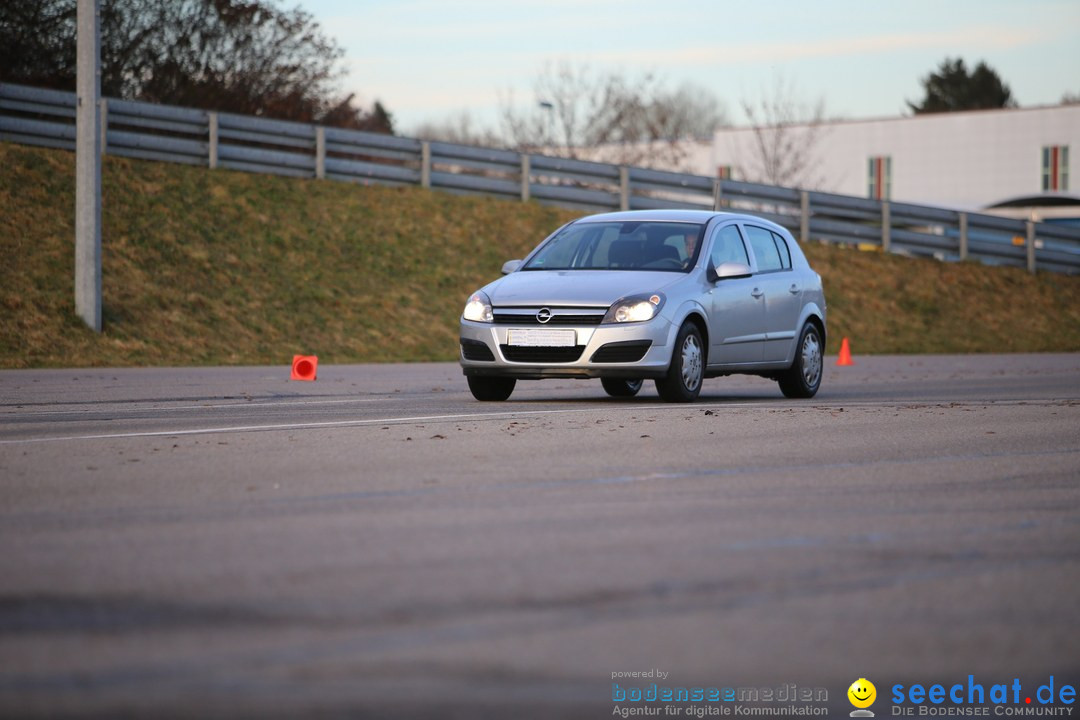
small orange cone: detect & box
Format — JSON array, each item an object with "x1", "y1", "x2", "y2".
[
  {"x1": 836, "y1": 337, "x2": 854, "y2": 366},
  {"x1": 291, "y1": 354, "x2": 318, "y2": 381}
]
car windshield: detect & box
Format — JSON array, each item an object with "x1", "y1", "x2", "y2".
[{"x1": 523, "y1": 221, "x2": 704, "y2": 272}]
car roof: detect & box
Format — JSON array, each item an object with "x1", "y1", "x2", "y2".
[{"x1": 573, "y1": 209, "x2": 770, "y2": 226}]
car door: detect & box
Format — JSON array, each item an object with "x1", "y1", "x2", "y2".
[
  {"x1": 742, "y1": 225, "x2": 803, "y2": 363},
  {"x1": 705, "y1": 223, "x2": 766, "y2": 365}
]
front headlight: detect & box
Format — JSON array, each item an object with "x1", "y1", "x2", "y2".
[
  {"x1": 602, "y1": 293, "x2": 665, "y2": 324},
  {"x1": 463, "y1": 291, "x2": 493, "y2": 323}
]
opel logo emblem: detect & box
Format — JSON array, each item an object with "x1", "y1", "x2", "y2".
[{"x1": 536, "y1": 308, "x2": 553, "y2": 324}]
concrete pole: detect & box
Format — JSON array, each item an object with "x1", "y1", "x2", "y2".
[
  {"x1": 315, "y1": 126, "x2": 326, "y2": 180},
  {"x1": 99, "y1": 97, "x2": 107, "y2": 156},
  {"x1": 421, "y1": 141, "x2": 431, "y2": 189},
  {"x1": 520, "y1": 154, "x2": 530, "y2": 202},
  {"x1": 800, "y1": 190, "x2": 810, "y2": 245},
  {"x1": 207, "y1": 112, "x2": 219, "y2": 169},
  {"x1": 881, "y1": 201, "x2": 891, "y2": 253},
  {"x1": 619, "y1": 167, "x2": 630, "y2": 211},
  {"x1": 958, "y1": 212, "x2": 969, "y2": 261},
  {"x1": 75, "y1": 0, "x2": 102, "y2": 332},
  {"x1": 1026, "y1": 221, "x2": 1036, "y2": 274}
]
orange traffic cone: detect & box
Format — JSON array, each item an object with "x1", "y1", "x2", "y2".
[
  {"x1": 836, "y1": 338, "x2": 854, "y2": 366},
  {"x1": 291, "y1": 354, "x2": 318, "y2": 381}
]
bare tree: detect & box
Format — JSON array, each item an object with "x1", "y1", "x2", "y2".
[
  {"x1": 499, "y1": 62, "x2": 727, "y2": 170},
  {"x1": 738, "y1": 74, "x2": 829, "y2": 189},
  {"x1": 410, "y1": 110, "x2": 502, "y2": 147},
  {"x1": 0, "y1": 0, "x2": 393, "y2": 132}
]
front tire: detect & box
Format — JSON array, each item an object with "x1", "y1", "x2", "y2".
[
  {"x1": 777, "y1": 323, "x2": 823, "y2": 399},
  {"x1": 601, "y1": 378, "x2": 643, "y2": 398},
  {"x1": 467, "y1": 375, "x2": 516, "y2": 401},
  {"x1": 655, "y1": 322, "x2": 704, "y2": 403}
]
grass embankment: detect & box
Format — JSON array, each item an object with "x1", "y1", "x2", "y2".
[{"x1": 2, "y1": 141, "x2": 1079, "y2": 369}]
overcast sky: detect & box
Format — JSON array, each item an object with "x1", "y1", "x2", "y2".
[{"x1": 299, "y1": 0, "x2": 1080, "y2": 134}]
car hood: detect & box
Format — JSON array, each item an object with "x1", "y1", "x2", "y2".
[{"x1": 487, "y1": 270, "x2": 682, "y2": 307}]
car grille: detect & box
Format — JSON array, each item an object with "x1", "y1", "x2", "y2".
[
  {"x1": 590, "y1": 341, "x2": 652, "y2": 363},
  {"x1": 460, "y1": 339, "x2": 495, "y2": 361},
  {"x1": 492, "y1": 308, "x2": 605, "y2": 326},
  {"x1": 499, "y1": 345, "x2": 585, "y2": 363}
]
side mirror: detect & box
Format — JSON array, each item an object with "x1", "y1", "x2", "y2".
[
  {"x1": 501, "y1": 259, "x2": 523, "y2": 274},
  {"x1": 708, "y1": 260, "x2": 752, "y2": 282}
]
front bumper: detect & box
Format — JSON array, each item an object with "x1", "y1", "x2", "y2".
[{"x1": 459, "y1": 318, "x2": 675, "y2": 379}]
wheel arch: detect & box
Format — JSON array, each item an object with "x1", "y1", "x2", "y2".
[
  {"x1": 805, "y1": 313, "x2": 826, "y2": 349},
  {"x1": 797, "y1": 302, "x2": 827, "y2": 350},
  {"x1": 679, "y1": 310, "x2": 709, "y2": 365}
]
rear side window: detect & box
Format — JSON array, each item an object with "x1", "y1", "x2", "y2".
[
  {"x1": 772, "y1": 231, "x2": 792, "y2": 269},
  {"x1": 744, "y1": 225, "x2": 783, "y2": 272},
  {"x1": 710, "y1": 224, "x2": 750, "y2": 267}
]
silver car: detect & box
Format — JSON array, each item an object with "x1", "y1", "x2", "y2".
[{"x1": 459, "y1": 209, "x2": 826, "y2": 402}]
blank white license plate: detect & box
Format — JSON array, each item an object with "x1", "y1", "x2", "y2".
[{"x1": 507, "y1": 329, "x2": 576, "y2": 347}]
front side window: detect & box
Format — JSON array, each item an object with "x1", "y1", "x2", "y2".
[
  {"x1": 524, "y1": 221, "x2": 704, "y2": 272},
  {"x1": 710, "y1": 224, "x2": 750, "y2": 268},
  {"x1": 744, "y1": 225, "x2": 784, "y2": 272}
]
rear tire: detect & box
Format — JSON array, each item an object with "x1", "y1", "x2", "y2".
[
  {"x1": 655, "y1": 322, "x2": 704, "y2": 403},
  {"x1": 601, "y1": 378, "x2": 643, "y2": 398},
  {"x1": 777, "y1": 323, "x2": 823, "y2": 399},
  {"x1": 467, "y1": 375, "x2": 516, "y2": 401}
]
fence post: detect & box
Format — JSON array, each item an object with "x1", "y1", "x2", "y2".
[
  {"x1": 420, "y1": 141, "x2": 432, "y2": 189},
  {"x1": 619, "y1": 166, "x2": 630, "y2": 211},
  {"x1": 881, "y1": 201, "x2": 891, "y2": 252},
  {"x1": 713, "y1": 178, "x2": 723, "y2": 210},
  {"x1": 1026, "y1": 220, "x2": 1036, "y2": 274},
  {"x1": 520, "y1": 154, "x2": 530, "y2": 202},
  {"x1": 99, "y1": 98, "x2": 107, "y2": 156},
  {"x1": 315, "y1": 126, "x2": 326, "y2": 180},
  {"x1": 958, "y1": 212, "x2": 968, "y2": 261},
  {"x1": 207, "y1": 111, "x2": 218, "y2": 169},
  {"x1": 800, "y1": 190, "x2": 810, "y2": 244}
]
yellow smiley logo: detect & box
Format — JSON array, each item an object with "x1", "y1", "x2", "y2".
[{"x1": 848, "y1": 678, "x2": 877, "y2": 709}]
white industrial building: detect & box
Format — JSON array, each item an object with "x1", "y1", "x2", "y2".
[{"x1": 692, "y1": 104, "x2": 1079, "y2": 220}]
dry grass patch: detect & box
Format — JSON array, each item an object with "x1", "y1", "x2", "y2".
[{"x1": 2, "y1": 141, "x2": 1078, "y2": 368}]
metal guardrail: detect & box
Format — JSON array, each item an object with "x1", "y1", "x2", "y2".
[{"x1": 3, "y1": 82, "x2": 1078, "y2": 274}]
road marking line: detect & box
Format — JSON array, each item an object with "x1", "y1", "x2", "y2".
[
  {"x1": 1, "y1": 397, "x2": 387, "y2": 416},
  {"x1": 0, "y1": 402, "x2": 775, "y2": 445},
  {"x1": 5, "y1": 397, "x2": 1073, "y2": 445}
]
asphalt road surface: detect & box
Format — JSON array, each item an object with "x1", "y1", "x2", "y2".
[{"x1": 1, "y1": 354, "x2": 1079, "y2": 719}]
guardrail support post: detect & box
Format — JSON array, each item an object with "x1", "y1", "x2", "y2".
[
  {"x1": 421, "y1": 141, "x2": 431, "y2": 189},
  {"x1": 881, "y1": 201, "x2": 891, "y2": 253},
  {"x1": 99, "y1": 97, "x2": 107, "y2": 156},
  {"x1": 207, "y1": 111, "x2": 218, "y2": 169},
  {"x1": 713, "y1": 178, "x2": 723, "y2": 210},
  {"x1": 619, "y1": 166, "x2": 630, "y2": 211},
  {"x1": 1026, "y1": 220, "x2": 1036, "y2": 274},
  {"x1": 315, "y1": 126, "x2": 326, "y2": 180},
  {"x1": 520, "y1": 154, "x2": 530, "y2": 202},
  {"x1": 800, "y1": 190, "x2": 810, "y2": 244},
  {"x1": 958, "y1": 212, "x2": 968, "y2": 261}
]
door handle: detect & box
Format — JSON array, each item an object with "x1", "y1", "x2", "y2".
[
  {"x1": 751, "y1": 288, "x2": 764, "y2": 299},
  {"x1": 789, "y1": 284, "x2": 800, "y2": 294}
]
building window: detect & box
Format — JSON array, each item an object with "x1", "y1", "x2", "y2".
[
  {"x1": 1042, "y1": 146, "x2": 1069, "y2": 191},
  {"x1": 717, "y1": 165, "x2": 733, "y2": 180},
  {"x1": 868, "y1": 156, "x2": 891, "y2": 200}
]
